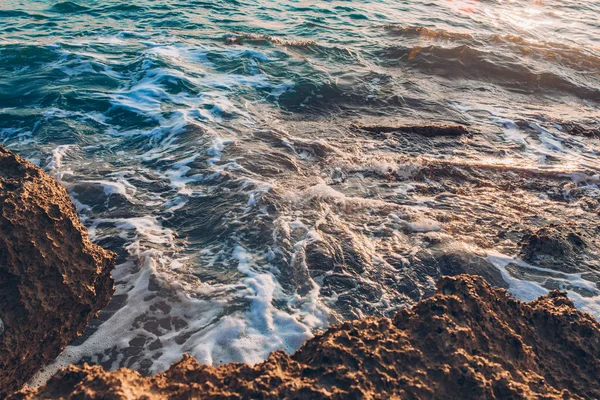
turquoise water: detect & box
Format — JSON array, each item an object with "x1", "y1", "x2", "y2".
[{"x1": 1, "y1": 0, "x2": 600, "y2": 382}]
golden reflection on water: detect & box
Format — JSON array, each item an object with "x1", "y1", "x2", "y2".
[
  {"x1": 443, "y1": 0, "x2": 554, "y2": 34},
  {"x1": 491, "y1": 6, "x2": 550, "y2": 32}
]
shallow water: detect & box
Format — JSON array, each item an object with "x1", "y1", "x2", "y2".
[{"x1": 1, "y1": 0, "x2": 599, "y2": 383}]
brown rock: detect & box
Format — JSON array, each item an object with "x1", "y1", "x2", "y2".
[
  {"x1": 354, "y1": 123, "x2": 471, "y2": 137},
  {"x1": 13, "y1": 275, "x2": 600, "y2": 399},
  {"x1": 0, "y1": 146, "x2": 115, "y2": 397}
]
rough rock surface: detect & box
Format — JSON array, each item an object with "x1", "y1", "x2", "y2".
[
  {"x1": 520, "y1": 223, "x2": 599, "y2": 273},
  {"x1": 0, "y1": 146, "x2": 115, "y2": 397},
  {"x1": 13, "y1": 275, "x2": 600, "y2": 399}
]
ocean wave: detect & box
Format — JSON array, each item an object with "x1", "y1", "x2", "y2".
[
  {"x1": 376, "y1": 44, "x2": 600, "y2": 102},
  {"x1": 48, "y1": 1, "x2": 89, "y2": 13},
  {"x1": 384, "y1": 25, "x2": 474, "y2": 41},
  {"x1": 383, "y1": 25, "x2": 600, "y2": 74},
  {"x1": 222, "y1": 32, "x2": 361, "y2": 66},
  {"x1": 223, "y1": 33, "x2": 316, "y2": 48}
]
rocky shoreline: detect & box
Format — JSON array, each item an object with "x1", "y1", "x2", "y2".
[
  {"x1": 0, "y1": 146, "x2": 115, "y2": 397},
  {"x1": 12, "y1": 275, "x2": 600, "y2": 399},
  {"x1": 2, "y1": 145, "x2": 600, "y2": 399}
]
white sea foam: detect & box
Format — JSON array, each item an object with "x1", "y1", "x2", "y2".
[
  {"x1": 198, "y1": 246, "x2": 326, "y2": 364},
  {"x1": 504, "y1": 129, "x2": 529, "y2": 145},
  {"x1": 31, "y1": 237, "x2": 329, "y2": 387},
  {"x1": 83, "y1": 179, "x2": 137, "y2": 200},
  {"x1": 295, "y1": 182, "x2": 396, "y2": 210},
  {"x1": 46, "y1": 144, "x2": 77, "y2": 180},
  {"x1": 405, "y1": 218, "x2": 442, "y2": 233},
  {"x1": 30, "y1": 253, "x2": 227, "y2": 385},
  {"x1": 487, "y1": 251, "x2": 600, "y2": 318},
  {"x1": 29, "y1": 103, "x2": 332, "y2": 385},
  {"x1": 163, "y1": 153, "x2": 201, "y2": 195}
]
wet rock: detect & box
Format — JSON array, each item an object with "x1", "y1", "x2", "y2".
[
  {"x1": 415, "y1": 242, "x2": 509, "y2": 289},
  {"x1": 516, "y1": 119, "x2": 599, "y2": 139},
  {"x1": 561, "y1": 122, "x2": 600, "y2": 138},
  {"x1": 354, "y1": 123, "x2": 471, "y2": 137},
  {"x1": 13, "y1": 274, "x2": 600, "y2": 399},
  {"x1": 520, "y1": 223, "x2": 590, "y2": 272},
  {"x1": 0, "y1": 146, "x2": 115, "y2": 397},
  {"x1": 435, "y1": 252, "x2": 508, "y2": 288}
]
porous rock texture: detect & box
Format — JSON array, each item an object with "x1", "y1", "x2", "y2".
[
  {"x1": 0, "y1": 146, "x2": 115, "y2": 397},
  {"x1": 13, "y1": 275, "x2": 600, "y2": 399}
]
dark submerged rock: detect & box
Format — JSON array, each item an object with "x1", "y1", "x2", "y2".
[
  {"x1": 561, "y1": 122, "x2": 600, "y2": 138},
  {"x1": 354, "y1": 123, "x2": 471, "y2": 137},
  {"x1": 417, "y1": 247, "x2": 509, "y2": 289},
  {"x1": 0, "y1": 146, "x2": 115, "y2": 397},
  {"x1": 520, "y1": 223, "x2": 592, "y2": 273}
]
